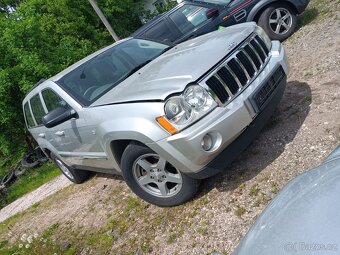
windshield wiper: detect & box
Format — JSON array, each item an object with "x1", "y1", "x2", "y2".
[
  {"x1": 121, "y1": 59, "x2": 153, "y2": 80},
  {"x1": 156, "y1": 46, "x2": 174, "y2": 57},
  {"x1": 122, "y1": 47, "x2": 173, "y2": 80},
  {"x1": 117, "y1": 45, "x2": 174, "y2": 83}
]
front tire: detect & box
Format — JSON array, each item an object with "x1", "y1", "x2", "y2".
[
  {"x1": 258, "y1": 3, "x2": 297, "y2": 41},
  {"x1": 121, "y1": 143, "x2": 200, "y2": 207},
  {"x1": 51, "y1": 153, "x2": 89, "y2": 184}
]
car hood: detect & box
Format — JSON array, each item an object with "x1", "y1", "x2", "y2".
[
  {"x1": 91, "y1": 23, "x2": 256, "y2": 106},
  {"x1": 234, "y1": 146, "x2": 340, "y2": 255}
]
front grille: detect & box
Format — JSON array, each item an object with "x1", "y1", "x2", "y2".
[{"x1": 205, "y1": 34, "x2": 270, "y2": 105}]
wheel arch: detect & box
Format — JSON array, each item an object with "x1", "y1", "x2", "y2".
[
  {"x1": 248, "y1": 0, "x2": 299, "y2": 22},
  {"x1": 42, "y1": 148, "x2": 52, "y2": 159},
  {"x1": 110, "y1": 139, "x2": 147, "y2": 167},
  {"x1": 100, "y1": 116, "x2": 169, "y2": 171}
]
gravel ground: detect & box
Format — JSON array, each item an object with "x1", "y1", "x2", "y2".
[
  {"x1": 0, "y1": 175, "x2": 71, "y2": 223},
  {"x1": 0, "y1": 2, "x2": 339, "y2": 254}
]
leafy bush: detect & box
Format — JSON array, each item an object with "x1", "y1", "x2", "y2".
[{"x1": 0, "y1": 0, "x2": 143, "y2": 158}]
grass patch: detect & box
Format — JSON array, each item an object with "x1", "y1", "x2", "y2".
[
  {"x1": 0, "y1": 240, "x2": 8, "y2": 249},
  {"x1": 298, "y1": 7, "x2": 319, "y2": 28},
  {"x1": 271, "y1": 181, "x2": 280, "y2": 194},
  {"x1": 0, "y1": 165, "x2": 9, "y2": 179},
  {"x1": 42, "y1": 223, "x2": 60, "y2": 238},
  {"x1": 297, "y1": 0, "x2": 338, "y2": 29},
  {"x1": 126, "y1": 197, "x2": 140, "y2": 209},
  {"x1": 166, "y1": 232, "x2": 177, "y2": 244},
  {"x1": 0, "y1": 163, "x2": 60, "y2": 209},
  {"x1": 238, "y1": 183, "x2": 246, "y2": 192},
  {"x1": 197, "y1": 227, "x2": 208, "y2": 236},
  {"x1": 249, "y1": 185, "x2": 260, "y2": 197},
  {"x1": 234, "y1": 206, "x2": 246, "y2": 217}
]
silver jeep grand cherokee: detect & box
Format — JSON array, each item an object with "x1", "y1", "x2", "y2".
[{"x1": 23, "y1": 23, "x2": 288, "y2": 206}]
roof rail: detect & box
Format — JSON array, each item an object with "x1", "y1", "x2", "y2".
[{"x1": 25, "y1": 78, "x2": 46, "y2": 96}]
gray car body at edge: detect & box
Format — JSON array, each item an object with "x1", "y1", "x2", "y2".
[{"x1": 234, "y1": 146, "x2": 340, "y2": 255}]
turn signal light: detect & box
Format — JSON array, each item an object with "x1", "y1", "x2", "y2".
[{"x1": 156, "y1": 116, "x2": 178, "y2": 135}]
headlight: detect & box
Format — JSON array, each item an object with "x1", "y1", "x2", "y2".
[
  {"x1": 164, "y1": 96, "x2": 192, "y2": 125},
  {"x1": 159, "y1": 85, "x2": 217, "y2": 134},
  {"x1": 184, "y1": 85, "x2": 208, "y2": 110},
  {"x1": 255, "y1": 26, "x2": 272, "y2": 51}
]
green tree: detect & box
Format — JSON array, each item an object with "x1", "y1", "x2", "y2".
[
  {"x1": 98, "y1": 0, "x2": 143, "y2": 38},
  {"x1": 0, "y1": 0, "x2": 144, "y2": 159}
]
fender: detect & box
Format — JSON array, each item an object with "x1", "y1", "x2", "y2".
[
  {"x1": 90, "y1": 102, "x2": 170, "y2": 172},
  {"x1": 246, "y1": 0, "x2": 299, "y2": 22}
]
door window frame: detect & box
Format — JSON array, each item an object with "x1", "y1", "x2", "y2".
[
  {"x1": 28, "y1": 92, "x2": 48, "y2": 128},
  {"x1": 41, "y1": 88, "x2": 71, "y2": 113}
]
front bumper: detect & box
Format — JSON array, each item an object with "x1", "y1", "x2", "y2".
[{"x1": 147, "y1": 41, "x2": 288, "y2": 178}]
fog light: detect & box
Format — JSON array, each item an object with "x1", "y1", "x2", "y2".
[{"x1": 201, "y1": 134, "x2": 213, "y2": 151}]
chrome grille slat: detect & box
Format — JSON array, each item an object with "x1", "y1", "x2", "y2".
[
  {"x1": 234, "y1": 56, "x2": 251, "y2": 81},
  {"x1": 255, "y1": 35, "x2": 270, "y2": 55},
  {"x1": 203, "y1": 34, "x2": 271, "y2": 105},
  {"x1": 217, "y1": 67, "x2": 240, "y2": 93},
  {"x1": 253, "y1": 37, "x2": 267, "y2": 58},
  {"x1": 241, "y1": 49, "x2": 258, "y2": 73},
  {"x1": 248, "y1": 43, "x2": 263, "y2": 66},
  {"x1": 228, "y1": 58, "x2": 248, "y2": 86},
  {"x1": 250, "y1": 39, "x2": 266, "y2": 62},
  {"x1": 214, "y1": 74, "x2": 234, "y2": 97},
  {"x1": 225, "y1": 64, "x2": 242, "y2": 89}
]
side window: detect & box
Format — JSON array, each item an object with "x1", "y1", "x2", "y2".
[
  {"x1": 30, "y1": 94, "x2": 46, "y2": 126},
  {"x1": 41, "y1": 89, "x2": 70, "y2": 112},
  {"x1": 24, "y1": 102, "x2": 35, "y2": 128},
  {"x1": 170, "y1": 5, "x2": 209, "y2": 34},
  {"x1": 144, "y1": 20, "x2": 175, "y2": 42}
]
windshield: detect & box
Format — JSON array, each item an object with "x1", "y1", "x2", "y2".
[
  {"x1": 57, "y1": 39, "x2": 170, "y2": 106},
  {"x1": 198, "y1": 0, "x2": 232, "y2": 5}
]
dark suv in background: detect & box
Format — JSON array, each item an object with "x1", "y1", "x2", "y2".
[{"x1": 133, "y1": 0, "x2": 310, "y2": 43}]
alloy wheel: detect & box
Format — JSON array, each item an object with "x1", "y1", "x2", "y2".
[
  {"x1": 55, "y1": 158, "x2": 74, "y2": 180},
  {"x1": 132, "y1": 153, "x2": 182, "y2": 198},
  {"x1": 269, "y1": 8, "x2": 293, "y2": 35}
]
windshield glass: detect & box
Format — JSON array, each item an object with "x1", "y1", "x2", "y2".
[
  {"x1": 170, "y1": 4, "x2": 210, "y2": 34},
  {"x1": 198, "y1": 0, "x2": 232, "y2": 5},
  {"x1": 57, "y1": 39, "x2": 170, "y2": 106}
]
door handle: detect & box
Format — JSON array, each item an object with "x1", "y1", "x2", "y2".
[
  {"x1": 55, "y1": 131, "x2": 65, "y2": 136},
  {"x1": 38, "y1": 133, "x2": 45, "y2": 138}
]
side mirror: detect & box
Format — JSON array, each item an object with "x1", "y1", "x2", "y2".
[
  {"x1": 42, "y1": 107, "x2": 78, "y2": 128},
  {"x1": 206, "y1": 8, "x2": 219, "y2": 19}
]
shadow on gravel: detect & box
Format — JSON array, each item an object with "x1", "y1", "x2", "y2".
[
  {"x1": 95, "y1": 172, "x2": 124, "y2": 181},
  {"x1": 298, "y1": 7, "x2": 319, "y2": 29},
  {"x1": 199, "y1": 81, "x2": 312, "y2": 196}
]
